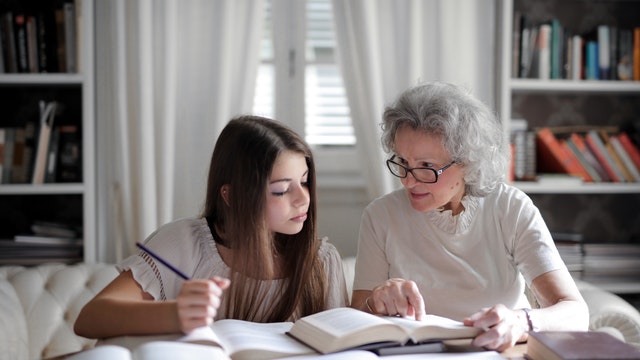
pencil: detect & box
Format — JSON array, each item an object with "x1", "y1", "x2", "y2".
[{"x1": 136, "y1": 242, "x2": 191, "y2": 280}]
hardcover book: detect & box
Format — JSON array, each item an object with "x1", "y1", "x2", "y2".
[
  {"x1": 286, "y1": 307, "x2": 482, "y2": 354},
  {"x1": 526, "y1": 331, "x2": 640, "y2": 360}
]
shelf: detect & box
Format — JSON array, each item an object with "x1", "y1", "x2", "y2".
[
  {"x1": 0, "y1": 73, "x2": 85, "y2": 86},
  {"x1": 509, "y1": 79, "x2": 640, "y2": 94},
  {"x1": 0, "y1": 183, "x2": 85, "y2": 195},
  {"x1": 513, "y1": 182, "x2": 640, "y2": 194}
]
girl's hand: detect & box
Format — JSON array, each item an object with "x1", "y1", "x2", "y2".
[
  {"x1": 176, "y1": 276, "x2": 230, "y2": 333},
  {"x1": 369, "y1": 278, "x2": 426, "y2": 320},
  {"x1": 464, "y1": 304, "x2": 528, "y2": 352}
]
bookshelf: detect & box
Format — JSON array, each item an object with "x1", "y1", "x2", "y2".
[
  {"x1": 498, "y1": 0, "x2": 640, "y2": 293},
  {"x1": 0, "y1": 0, "x2": 95, "y2": 264}
]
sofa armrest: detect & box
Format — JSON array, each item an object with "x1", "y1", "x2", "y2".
[{"x1": 576, "y1": 280, "x2": 640, "y2": 348}]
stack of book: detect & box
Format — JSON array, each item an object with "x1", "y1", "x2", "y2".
[
  {"x1": 532, "y1": 126, "x2": 640, "y2": 183},
  {"x1": 0, "y1": 221, "x2": 82, "y2": 265},
  {"x1": 552, "y1": 232, "x2": 584, "y2": 278},
  {"x1": 582, "y1": 243, "x2": 640, "y2": 282}
]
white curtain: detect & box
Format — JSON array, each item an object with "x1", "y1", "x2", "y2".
[
  {"x1": 94, "y1": 0, "x2": 264, "y2": 262},
  {"x1": 331, "y1": 0, "x2": 496, "y2": 200}
]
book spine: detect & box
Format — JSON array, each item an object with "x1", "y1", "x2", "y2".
[
  {"x1": 617, "y1": 132, "x2": 640, "y2": 170},
  {"x1": 586, "y1": 41, "x2": 599, "y2": 80},
  {"x1": 564, "y1": 139, "x2": 597, "y2": 182},
  {"x1": 570, "y1": 133, "x2": 609, "y2": 182},
  {"x1": 610, "y1": 135, "x2": 640, "y2": 182},
  {"x1": 537, "y1": 24, "x2": 551, "y2": 80},
  {"x1": 600, "y1": 131, "x2": 633, "y2": 182},
  {"x1": 634, "y1": 27, "x2": 640, "y2": 81},
  {"x1": 571, "y1": 35, "x2": 582, "y2": 80},
  {"x1": 536, "y1": 128, "x2": 585, "y2": 178},
  {"x1": 598, "y1": 25, "x2": 610, "y2": 79},
  {"x1": 585, "y1": 131, "x2": 622, "y2": 182}
]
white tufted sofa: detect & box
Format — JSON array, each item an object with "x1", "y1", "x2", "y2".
[
  {"x1": 0, "y1": 263, "x2": 117, "y2": 360},
  {"x1": 1, "y1": 259, "x2": 640, "y2": 359}
]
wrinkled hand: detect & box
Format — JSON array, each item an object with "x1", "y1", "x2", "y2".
[
  {"x1": 464, "y1": 304, "x2": 528, "y2": 352},
  {"x1": 176, "y1": 276, "x2": 230, "y2": 333},
  {"x1": 369, "y1": 278, "x2": 426, "y2": 320}
]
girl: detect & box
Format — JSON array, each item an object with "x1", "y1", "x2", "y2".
[{"x1": 75, "y1": 115, "x2": 348, "y2": 338}]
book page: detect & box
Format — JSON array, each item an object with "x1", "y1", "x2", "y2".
[
  {"x1": 211, "y1": 320, "x2": 315, "y2": 360},
  {"x1": 134, "y1": 341, "x2": 229, "y2": 360},
  {"x1": 385, "y1": 315, "x2": 482, "y2": 342},
  {"x1": 296, "y1": 307, "x2": 404, "y2": 338}
]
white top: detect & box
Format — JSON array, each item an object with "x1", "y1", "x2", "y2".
[
  {"x1": 353, "y1": 183, "x2": 566, "y2": 321},
  {"x1": 117, "y1": 217, "x2": 348, "y2": 320}
]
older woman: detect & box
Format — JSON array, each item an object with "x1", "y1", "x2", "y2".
[{"x1": 351, "y1": 82, "x2": 588, "y2": 351}]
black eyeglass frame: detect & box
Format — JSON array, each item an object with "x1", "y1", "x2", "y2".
[{"x1": 386, "y1": 156, "x2": 456, "y2": 183}]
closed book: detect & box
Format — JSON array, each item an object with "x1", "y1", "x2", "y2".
[
  {"x1": 618, "y1": 29, "x2": 633, "y2": 80},
  {"x1": 586, "y1": 41, "x2": 599, "y2": 80},
  {"x1": 597, "y1": 25, "x2": 610, "y2": 79},
  {"x1": 634, "y1": 27, "x2": 640, "y2": 81},
  {"x1": 536, "y1": 128, "x2": 586, "y2": 179},
  {"x1": 564, "y1": 138, "x2": 599, "y2": 182},
  {"x1": 585, "y1": 130, "x2": 623, "y2": 182},
  {"x1": 570, "y1": 133, "x2": 610, "y2": 182},
  {"x1": 610, "y1": 135, "x2": 640, "y2": 182},
  {"x1": 526, "y1": 331, "x2": 640, "y2": 360},
  {"x1": 560, "y1": 140, "x2": 592, "y2": 182},
  {"x1": 618, "y1": 132, "x2": 640, "y2": 170},
  {"x1": 536, "y1": 24, "x2": 551, "y2": 79},
  {"x1": 570, "y1": 35, "x2": 583, "y2": 80},
  {"x1": 550, "y1": 19, "x2": 563, "y2": 79},
  {"x1": 600, "y1": 131, "x2": 634, "y2": 182}
]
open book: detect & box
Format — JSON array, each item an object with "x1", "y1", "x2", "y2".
[
  {"x1": 71, "y1": 320, "x2": 315, "y2": 360},
  {"x1": 287, "y1": 307, "x2": 483, "y2": 354}
]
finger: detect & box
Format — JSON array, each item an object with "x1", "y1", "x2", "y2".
[{"x1": 211, "y1": 276, "x2": 231, "y2": 290}]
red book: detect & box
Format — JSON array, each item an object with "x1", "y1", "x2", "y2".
[
  {"x1": 634, "y1": 27, "x2": 640, "y2": 81},
  {"x1": 568, "y1": 133, "x2": 609, "y2": 181},
  {"x1": 536, "y1": 128, "x2": 587, "y2": 180},
  {"x1": 618, "y1": 132, "x2": 640, "y2": 170}
]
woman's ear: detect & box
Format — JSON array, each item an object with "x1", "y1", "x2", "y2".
[{"x1": 221, "y1": 185, "x2": 230, "y2": 206}]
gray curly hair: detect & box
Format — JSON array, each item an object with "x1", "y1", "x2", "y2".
[{"x1": 381, "y1": 82, "x2": 509, "y2": 197}]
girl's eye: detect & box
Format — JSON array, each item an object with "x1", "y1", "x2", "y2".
[{"x1": 271, "y1": 189, "x2": 288, "y2": 197}]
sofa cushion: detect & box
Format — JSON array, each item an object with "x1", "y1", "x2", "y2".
[{"x1": 0, "y1": 263, "x2": 118, "y2": 360}]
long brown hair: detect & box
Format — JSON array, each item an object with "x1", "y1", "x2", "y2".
[{"x1": 202, "y1": 115, "x2": 327, "y2": 322}]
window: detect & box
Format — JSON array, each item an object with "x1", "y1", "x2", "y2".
[{"x1": 253, "y1": 0, "x2": 355, "y2": 147}]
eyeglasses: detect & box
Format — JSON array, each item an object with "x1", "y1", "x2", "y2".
[{"x1": 386, "y1": 155, "x2": 456, "y2": 183}]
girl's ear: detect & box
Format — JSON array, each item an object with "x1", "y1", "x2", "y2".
[{"x1": 221, "y1": 185, "x2": 231, "y2": 206}]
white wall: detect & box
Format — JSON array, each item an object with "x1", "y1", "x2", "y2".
[{"x1": 316, "y1": 185, "x2": 368, "y2": 258}]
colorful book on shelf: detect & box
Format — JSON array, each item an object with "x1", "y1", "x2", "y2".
[
  {"x1": 584, "y1": 130, "x2": 624, "y2": 182},
  {"x1": 536, "y1": 128, "x2": 588, "y2": 180},
  {"x1": 563, "y1": 138, "x2": 599, "y2": 182},
  {"x1": 526, "y1": 331, "x2": 640, "y2": 360},
  {"x1": 559, "y1": 139, "x2": 593, "y2": 182},
  {"x1": 569, "y1": 132, "x2": 611, "y2": 182},
  {"x1": 32, "y1": 100, "x2": 59, "y2": 184},
  {"x1": 618, "y1": 29, "x2": 634, "y2": 80},
  {"x1": 618, "y1": 132, "x2": 640, "y2": 170},
  {"x1": 609, "y1": 134, "x2": 640, "y2": 182},
  {"x1": 2, "y1": 128, "x2": 15, "y2": 183},
  {"x1": 634, "y1": 27, "x2": 640, "y2": 81},
  {"x1": 0, "y1": 129, "x2": 5, "y2": 181},
  {"x1": 600, "y1": 130, "x2": 635, "y2": 182}
]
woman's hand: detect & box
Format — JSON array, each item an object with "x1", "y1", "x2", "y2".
[
  {"x1": 176, "y1": 276, "x2": 230, "y2": 333},
  {"x1": 463, "y1": 304, "x2": 528, "y2": 352},
  {"x1": 368, "y1": 278, "x2": 426, "y2": 320}
]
